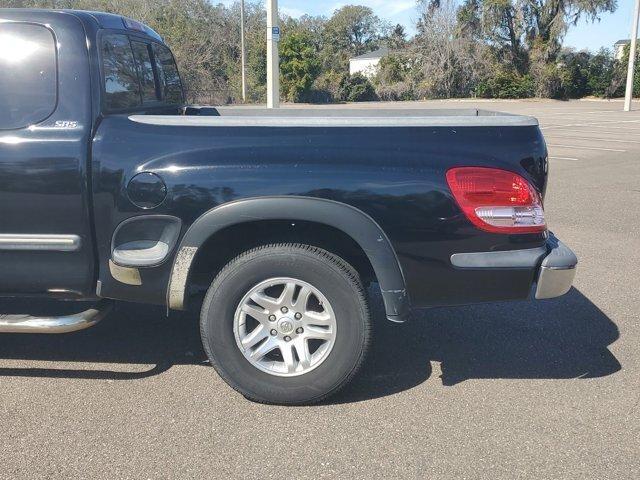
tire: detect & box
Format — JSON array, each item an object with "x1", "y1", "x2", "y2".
[{"x1": 200, "y1": 243, "x2": 371, "y2": 405}]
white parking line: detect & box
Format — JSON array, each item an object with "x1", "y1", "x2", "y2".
[
  {"x1": 539, "y1": 115, "x2": 640, "y2": 121},
  {"x1": 546, "y1": 144, "x2": 626, "y2": 152},
  {"x1": 545, "y1": 135, "x2": 640, "y2": 144},
  {"x1": 541, "y1": 110, "x2": 621, "y2": 115},
  {"x1": 541, "y1": 119, "x2": 640, "y2": 129},
  {"x1": 549, "y1": 156, "x2": 579, "y2": 161},
  {"x1": 599, "y1": 125, "x2": 640, "y2": 131},
  {"x1": 548, "y1": 129, "x2": 640, "y2": 137}
]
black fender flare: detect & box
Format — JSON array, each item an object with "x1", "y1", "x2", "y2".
[{"x1": 167, "y1": 196, "x2": 409, "y2": 322}]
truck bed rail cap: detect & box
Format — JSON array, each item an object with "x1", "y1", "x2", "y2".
[{"x1": 129, "y1": 115, "x2": 539, "y2": 128}]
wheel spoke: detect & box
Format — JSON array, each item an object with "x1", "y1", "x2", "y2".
[
  {"x1": 304, "y1": 325, "x2": 333, "y2": 341},
  {"x1": 240, "y1": 304, "x2": 270, "y2": 324},
  {"x1": 294, "y1": 286, "x2": 312, "y2": 310},
  {"x1": 249, "y1": 291, "x2": 279, "y2": 310},
  {"x1": 280, "y1": 343, "x2": 297, "y2": 373},
  {"x1": 241, "y1": 324, "x2": 268, "y2": 349},
  {"x1": 249, "y1": 337, "x2": 277, "y2": 360},
  {"x1": 278, "y1": 281, "x2": 297, "y2": 306},
  {"x1": 304, "y1": 310, "x2": 332, "y2": 324},
  {"x1": 293, "y1": 339, "x2": 312, "y2": 369}
]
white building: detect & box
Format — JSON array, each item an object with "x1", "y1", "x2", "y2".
[
  {"x1": 614, "y1": 39, "x2": 635, "y2": 60},
  {"x1": 349, "y1": 48, "x2": 389, "y2": 78}
]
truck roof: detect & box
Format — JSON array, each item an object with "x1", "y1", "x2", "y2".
[{"x1": 0, "y1": 8, "x2": 163, "y2": 42}]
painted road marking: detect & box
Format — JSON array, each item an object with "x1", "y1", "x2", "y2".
[
  {"x1": 545, "y1": 136, "x2": 640, "y2": 144},
  {"x1": 547, "y1": 129, "x2": 640, "y2": 137},
  {"x1": 549, "y1": 156, "x2": 580, "y2": 161},
  {"x1": 546, "y1": 144, "x2": 626, "y2": 152},
  {"x1": 596, "y1": 125, "x2": 640, "y2": 131},
  {"x1": 542, "y1": 119, "x2": 640, "y2": 129},
  {"x1": 541, "y1": 110, "x2": 622, "y2": 116}
]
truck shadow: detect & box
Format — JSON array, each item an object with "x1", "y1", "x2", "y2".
[
  {"x1": 0, "y1": 287, "x2": 621, "y2": 404},
  {"x1": 0, "y1": 301, "x2": 204, "y2": 381},
  {"x1": 334, "y1": 287, "x2": 621, "y2": 403}
]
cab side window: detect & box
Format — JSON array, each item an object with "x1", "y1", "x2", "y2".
[
  {"x1": 0, "y1": 23, "x2": 57, "y2": 130},
  {"x1": 131, "y1": 40, "x2": 159, "y2": 104},
  {"x1": 101, "y1": 33, "x2": 183, "y2": 111},
  {"x1": 102, "y1": 34, "x2": 141, "y2": 111},
  {"x1": 152, "y1": 43, "x2": 184, "y2": 104}
]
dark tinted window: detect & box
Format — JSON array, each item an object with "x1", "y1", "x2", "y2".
[
  {"x1": 131, "y1": 40, "x2": 159, "y2": 103},
  {"x1": 102, "y1": 34, "x2": 140, "y2": 110},
  {"x1": 152, "y1": 44, "x2": 183, "y2": 104},
  {"x1": 0, "y1": 23, "x2": 57, "y2": 130}
]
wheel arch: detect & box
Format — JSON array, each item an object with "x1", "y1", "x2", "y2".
[{"x1": 167, "y1": 196, "x2": 409, "y2": 322}]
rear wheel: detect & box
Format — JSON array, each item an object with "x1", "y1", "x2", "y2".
[{"x1": 200, "y1": 243, "x2": 371, "y2": 405}]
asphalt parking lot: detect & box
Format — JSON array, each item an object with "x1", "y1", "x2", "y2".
[{"x1": 1, "y1": 99, "x2": 638, "y2": 479}]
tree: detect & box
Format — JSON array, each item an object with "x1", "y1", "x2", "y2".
[
  {"x1": 283, "y1": 14, "x2": 327, "y2": 51},
  {"x1": 557, "y1": 49, "x2": 591, "y2": 98},
  {"x1": 377, "y1": 54, "x2": 410, "y2": 84},
  {"x1": 457, "y1": 0, "x2": 528, "y2": 74},
  {"x1": 338, "y1": 73, "x2": 378, "y2": 102},
  {"x1": 149, "y1": 0, "x2": 239, "y2": 104},
  {"x1": 385, "y1": 24, "x2": 408, "y2": 50},
  {"x1": 280, "y1": 31, "x2": 321, "y2": 102},
  {"x1": 475, "y1": 70, "x2": 534, "y2": 98},
  {"x1": 241, "y1": 2, "x2": 268, "y2": 102},
  {"x1": 374, "y1": 53, "x2": 417, "y2": 101},
  {"x1": 611, "y1": 44, "x2": 640, "y2": 98},
  {"x1": 414, "y1": 0, "x2": 491, "y2": 98},
  {"x1": 321, "y1": 5, "x2": 384, "y2": 71},
  {"x1": 585, "y1": 48, "x2": 615, "y2": 96},
  {"x1": 456, "y1": 0, "x2": 617, "y2": 94}
]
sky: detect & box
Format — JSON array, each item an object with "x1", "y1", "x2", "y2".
[{"x1": 221, "y1": 0, "x2": 639, "y2": 53}]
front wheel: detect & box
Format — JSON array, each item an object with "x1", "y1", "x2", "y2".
[{"x1": 200, "y1": 244, "x2": 371, "y2": 405}]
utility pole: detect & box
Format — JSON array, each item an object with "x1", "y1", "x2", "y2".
[
  {"x1": 240, "y1": 0, "x2": 247, "y2": 102},
  {"x1": 624, "y1": 0, "x2": 640, "y2": 111},
  {"x1": 266, "y1": 0, "x2": 280, "y2": 108}
]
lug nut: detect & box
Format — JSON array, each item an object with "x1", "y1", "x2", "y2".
[
  {"x1": 284, "y1": 336, "x2": 292, "y2": 342},
  {"x1": 268, "y1": 315, "x2": 276, "y2": 322},
  {"x1": 294, "y1": 312, "x2": 302, "y2": 320},
  {"x1": 296, "y1": 327, "x2": 304, "y2": 334},
  {"x1": 270, "y1": 329, "x2": 277, "y2": 336},
  {"x1": 281, "y1": 307, "x2": 288, "y2": 314}
]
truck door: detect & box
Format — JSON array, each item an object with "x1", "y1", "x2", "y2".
[{"x1": 0, "y1": 13, "x2": 96, "y2": 297}]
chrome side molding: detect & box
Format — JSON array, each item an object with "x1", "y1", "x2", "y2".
[
  {"x1": 0, "y1": 300, "x2": 112, "y2": 334},
  {"x1": 0, "y1": 234, "x2": 81, "y2": 252}
]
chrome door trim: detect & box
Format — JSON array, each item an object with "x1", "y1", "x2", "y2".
[{"x1": 0, "y1": 234, "x2": 81, "y2": 252}]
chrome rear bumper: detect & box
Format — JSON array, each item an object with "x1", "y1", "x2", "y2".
[{"x1": 535, "y1": 236, "x2": 578, "y2": 300}]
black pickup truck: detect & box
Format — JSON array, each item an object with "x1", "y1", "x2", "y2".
[{"x1": 0, "y1": 9, "x2": 577, "y2": 404}]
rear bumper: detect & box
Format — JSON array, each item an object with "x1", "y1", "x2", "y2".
[
  {"x1": 448, "y1": 233, "x2": 577, "y2": 302},
  {"x1": 535, "y1": 235, "x2": 578, "y2": 299}
]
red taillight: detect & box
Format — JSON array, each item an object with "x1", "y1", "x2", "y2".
[{"x1": 446, "y1": 167, "x2": 546, "y2": 234}]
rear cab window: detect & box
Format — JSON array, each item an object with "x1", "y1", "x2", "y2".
[
  {"x1": 101, "y1": 32, "x2": 183, "y2": 112},
  {"x1": 0, "y1": 22, "x2": 57, "y2": 130}
]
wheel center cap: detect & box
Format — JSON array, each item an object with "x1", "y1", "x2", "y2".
[{"x1": 277, "y1": 318, "x2": 294, "y2": 335}]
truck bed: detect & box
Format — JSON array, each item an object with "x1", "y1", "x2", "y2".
[{"x1": 93, "y1": 105, "x2": 548, "y2": 309}]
